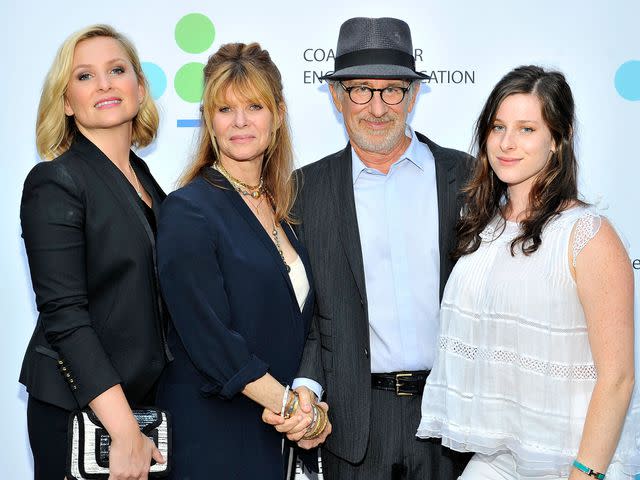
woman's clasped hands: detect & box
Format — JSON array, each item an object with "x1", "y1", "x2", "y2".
[{"x1": 262, "y1": 386, "x2": 332, "y2": 449}]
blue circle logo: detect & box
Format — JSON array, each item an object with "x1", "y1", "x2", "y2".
[
  {"x1": 615, "y1": 61, "x2": 640, "y2": 101},
  {"x1": 141, "y1": 62, "x2": 167, "y2": 100}
]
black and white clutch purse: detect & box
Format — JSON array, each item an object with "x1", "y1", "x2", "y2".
[{"x1": 66, "y1": 407, "x2": 171, "y2": 479}]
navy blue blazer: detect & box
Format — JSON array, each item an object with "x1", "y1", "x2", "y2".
[{"x1": 155, "y1": 168, "x2": 314, "y2": 479}]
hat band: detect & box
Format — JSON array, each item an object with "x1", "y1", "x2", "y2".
[{"x1": 334, "y1": 48, "x2": 416, "y2": 71}]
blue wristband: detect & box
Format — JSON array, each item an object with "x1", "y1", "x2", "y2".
[{"x1": 572, "y1": 460, "x2": 605, "y2": 479}]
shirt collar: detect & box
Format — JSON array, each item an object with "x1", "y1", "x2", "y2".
[{"x1": 351, "y1": 126, "x2": 425, "y2": 184}]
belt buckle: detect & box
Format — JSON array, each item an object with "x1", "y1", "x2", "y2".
[{"x1": 395, "y1": 373, "x2": 413, "y2": 396}]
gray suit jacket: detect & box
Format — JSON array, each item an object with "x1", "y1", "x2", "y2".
[{"x1": 294, "y1": 132, "x2": 472, "y2": 464}]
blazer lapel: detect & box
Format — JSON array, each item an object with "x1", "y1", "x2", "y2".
[
  {"x1": 283, "y1": 223, "x2": 315, "y2": 317},
  {"x1": 133, "y1": 155, "x2": 166, "y2": 216},
  {"x1": 420, "y1": 133, "x2": 459, "y2": 300},
  {"x1": 203, "y1": 168, "x2": 298, "y2": 302},
  {"x1": 71, "y1": 136, "x2": 173, "y2": 360},
  {"x1": 329, "y1": 145, "x2": 367, "y2": 305},
  {"x1": 72, "y1": 135, "x2": 157, "y2": 251}
]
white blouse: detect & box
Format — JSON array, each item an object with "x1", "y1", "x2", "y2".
[
  {"x1": 418, "y1": 206, "x2": 639, "y2": 478},
  {"x1": 288, "y1": 255, "x2": 309, "y2": 312}
]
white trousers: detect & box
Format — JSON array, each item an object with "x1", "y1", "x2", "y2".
[{"x1": 459, "y1": 453, "x2": 566, "y2": 480}]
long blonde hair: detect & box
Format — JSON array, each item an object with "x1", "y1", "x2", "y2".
[
  {"x1": 180, "y1": 42, "x2": 296, "y2": 223},
  {"x1": 35, "y1": 24, "x2": 159, "y2": 160}
]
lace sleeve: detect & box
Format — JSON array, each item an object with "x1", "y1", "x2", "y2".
[{"x1": 572, "y1": 212, "x2": 602, "y2": 267}]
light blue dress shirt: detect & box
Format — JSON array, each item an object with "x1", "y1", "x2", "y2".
[
  {"x1": 353, "y1": 127, "x2": 440, "y2": 373},
  {"x1": 293, "y1": 128, "x2": 441, "y2": 397}
]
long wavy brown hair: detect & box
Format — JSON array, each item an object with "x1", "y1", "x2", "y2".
[
  {"x1": 179, "y1": 42, "x2": 296, "y2": 223},
  {"x1": 453, "y1": 65, "x2": 582, "y2": 258}
]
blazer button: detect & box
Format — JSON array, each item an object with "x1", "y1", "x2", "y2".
[
  {"x1": 61, "y1": 367, "x2": 67, "y2": 372},
  {"x1": 71, "y1": 385, "x2": 78, "y2": 391},
  {"x1": 69, "y1": 378, "x2": 74, "y2": 383},
  {"x1": 364, "y1": 347, "x2": 369, "y2": 358},
  {"x1": 65, "y1": 373, "x2": 71, "y2": 378}
]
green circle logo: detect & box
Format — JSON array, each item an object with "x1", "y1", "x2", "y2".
[
  {"x1": 175, "y1": 62, "x2": 205, "y2": 102},
  {"x1": 175, "y1": 13, "x2": 215, "y2": 54}
]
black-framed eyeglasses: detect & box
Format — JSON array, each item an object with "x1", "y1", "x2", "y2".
[{"x1": 339, "y1": 82, "x2": 411, "y2": 105}]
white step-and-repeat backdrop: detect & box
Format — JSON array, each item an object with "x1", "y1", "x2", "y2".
[{"x1": 2, "y1": 1, "x2": 638, "y2": 476}]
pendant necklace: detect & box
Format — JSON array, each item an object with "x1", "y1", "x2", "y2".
[
  {"x1": 213, "y1": 162, "x2": 288, "y2": 272},
  {"x1": 271, "y1": 220, "x2": 290, "y2": 273},
  {"x1": 245, "y1": 194, "x2": 265, "y2": 217}
]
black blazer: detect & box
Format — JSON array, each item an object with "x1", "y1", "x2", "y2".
[
  {"x1": 19, "y1": 133, "x2": 169, "y2": 411},
  {"x1": 294, "y1": 132, "x2": 472, "y2": 464}
]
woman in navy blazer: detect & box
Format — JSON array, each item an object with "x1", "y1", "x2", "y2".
[
  {"x1": 156, "y1": 43, "x2": 327, "y2": 479},
  {"x1": 20, "y1": 25, "x2": 169, "y2": 480}
]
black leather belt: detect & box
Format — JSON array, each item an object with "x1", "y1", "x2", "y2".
[{"x1": 371, "y1": 371, "x2": 430, "y2": 396}]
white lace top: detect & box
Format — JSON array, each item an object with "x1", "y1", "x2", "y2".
[{"x1": 418, "y1": 206, "x2": 639, "y2": 478}]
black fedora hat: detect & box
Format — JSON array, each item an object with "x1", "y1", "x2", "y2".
[{"x1": 321, "y1": 17, "x2": 428, "y2": 81}]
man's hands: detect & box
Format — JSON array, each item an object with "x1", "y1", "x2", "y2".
[{"x1": 262, "y1": 386, "x2": 332, "y2": 449}]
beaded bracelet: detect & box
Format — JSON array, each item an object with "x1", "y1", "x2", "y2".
[{"x1": 572, "y1": 460, "x2": 605, "y2": 479}]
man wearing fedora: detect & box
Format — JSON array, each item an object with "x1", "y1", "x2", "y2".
[{"x1": 265, "y1": 17, "x2": 472, "y2": 479}]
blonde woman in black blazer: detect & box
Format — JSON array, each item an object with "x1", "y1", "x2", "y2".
[{"x1": 20, "y1": 25, "x2": 169, "y2": 480}]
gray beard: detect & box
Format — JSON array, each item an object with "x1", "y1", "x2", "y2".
[{"x1": 349, "y1": 122, "x2": 407, "y2": 155}]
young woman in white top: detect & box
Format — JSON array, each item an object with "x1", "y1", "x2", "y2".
[{"x1": 418, "y1": 65, "x2": 637, "y2": 479}]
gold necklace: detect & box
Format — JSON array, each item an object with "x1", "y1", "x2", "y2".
[
  {"x1": 129, "y1": 163, "x2": 143, "y2": 198},
  {"x1": 245, "y1": 193, "x2": 265, "y2": 217},
  {"x1": 215, "y1": 163, "x2": 289, "y2": 272},
  {"x1": 213, "y1": 162, "x2": 264, "y2": 198}
]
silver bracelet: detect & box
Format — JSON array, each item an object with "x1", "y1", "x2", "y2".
[{"x1": 280, "y1": 385, "x2": 291, "y2": 417}]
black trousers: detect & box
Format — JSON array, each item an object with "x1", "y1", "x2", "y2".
[
  {"x1": 27, "y1": 395, "x2": 69, "y2": 480},
  {"x1": 322, "y1": 388, "x2": 470, "y2": 480}
]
